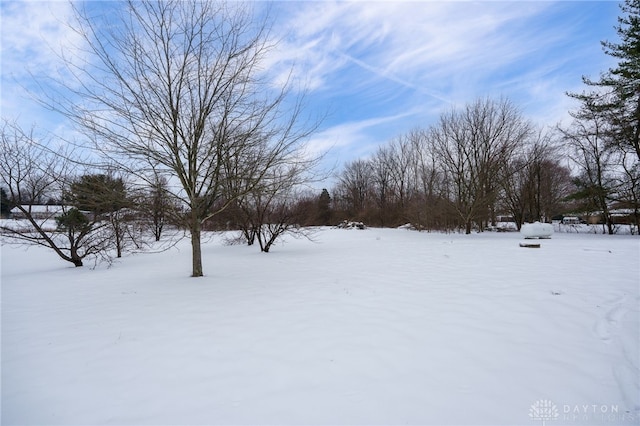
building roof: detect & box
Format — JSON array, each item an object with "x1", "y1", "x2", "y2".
[{"x1": 10, "y1": 205, "x2": 68, "y2": 215}]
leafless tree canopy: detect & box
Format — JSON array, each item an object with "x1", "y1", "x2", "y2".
[
  {"x1": 332, "y1": 98, "x2": 554, "y2": 233},
  {"x1": 430, "y1": 98, "x2": 533, "y2": 233},
  {"x1": 50, "y1": 0, "x2": 317, "y2": 276},
  {"x1": 0, "y1": 120, "x2": 113, "y2": 267},
  {"x1": 561, "y1": 101, "x2": 618, "y2": 234}
]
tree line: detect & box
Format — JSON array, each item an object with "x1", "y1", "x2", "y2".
[
  {"x1": 330, "y1": 98, "x2": 574, "y2": 233},
  {"x1": 1, "y1": 0, "x2": 639, "y2": 276},
  {"x1": 331, "y1": 0, "x2": 640, "y2": 234},
  {"x1": 329, "y1": 93, "x2": 639, "y2": 233}
]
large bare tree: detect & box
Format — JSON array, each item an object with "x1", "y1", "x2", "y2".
[
  {"x1": 51, "y1": 0, "x2": 315, "y2": 276},
  {"x1": 431, "y1": 98, "x2": 533, "y2": 233},
  {"x1": 561, "y1": 100, "x2": 617, "y2": 234},
  {"x1": 334, "y1": 159, "x2": 373, "y2": 220},
  {"x1": 405, "y1": 129, "x2": 453, "y2": 231},
  {"x1": 499, "y1": 134, "x2": 573, "y2": 229}
]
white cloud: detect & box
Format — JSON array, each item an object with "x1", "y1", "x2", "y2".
[
  {"x1": 266, "y1": 0, "x2": 619, "y2": 170},
  {"x1": 1, "y1": 0, "x2": 86, "y2": 129},
  {"x1": 0, "y1": 0, "x2": 621, "y2": 175},
  {"x1": 307, "y1": 108, "x2": 424, "y2": 164},
  {"x1": 1, "y1": 1, "x2": 85, "y2": 77},
  {"x1": 269, "y1": 2, "x2": 557, "y2": 98}
]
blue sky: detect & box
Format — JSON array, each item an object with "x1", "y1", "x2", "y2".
[{"x1": 1, "y1": 1, "x2": 622, "y2": 176}]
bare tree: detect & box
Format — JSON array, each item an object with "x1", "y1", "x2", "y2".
[
  {"x1": 370, "y1": 146, "x2": 394, "y2": 226},
  {"x1": 334, "y1": 159, "x2": 373, "y2": 220},
  {"x1": 617, "y1": 155, "x2": 640, "y2": 233},
  {"x1": 245, "y1": 191, "x2": 310, "y2": 253},
  {"x1": 500, "y1": 134, "x2": 572, "y2": 229},
  {"x1": 387, "y1": 135, "x2": 416, "y2": 212},
  {"x1": 0, "y1": 120, "x2": 112, "y2": 267},
  {"x1": 431, "y1": 98, "x2": 533, "y2": 233},
  {"x1": 560, "y1": 100, "x2": 617, "y2": 234},
  {"x1": 141, "y1": 174, "x2": 176, "y2": 242},
  {"x1": 234, "y1": 158, "x2": 318, "y2": 252},
  {"x1": 405, "y1": 129, "x2": 454, "y2": 231},
  {"x1": 50, "y1": 0, "x2": 316, "y2": 276}
]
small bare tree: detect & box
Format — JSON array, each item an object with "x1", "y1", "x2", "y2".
[
  {"x1": 0, "y1": 120, "x2": 112, "y2": 267},
  {"x1": 141, "y1": 174, "x2": 176, "y2": 242},
  {"x1": 238, "y1": 190, "x2": 308, "y2": 253},
  {"x1": 233, "y1": 155, "x2": 320, "y2": 252}
]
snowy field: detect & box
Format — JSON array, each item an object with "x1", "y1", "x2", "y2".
[{"x1": 1, "y1": 227, "x2": 639, "y2": 425}]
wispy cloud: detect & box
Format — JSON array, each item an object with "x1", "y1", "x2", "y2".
[
  {"x1": 270, "y1": 2, "x2": 557, "y2": 97},
  {"x1": 267, "y1": 1, "x2": 619, "y2": 162},
  {"x1": 0, "y1": 0, "x2": 621, "y2": 175},
  {"x1": 306, "y1": 107, "x2": 426, "y2": 174},
  {"x1": 1, "y1": 1, "x2": 85, "y2": 129}
]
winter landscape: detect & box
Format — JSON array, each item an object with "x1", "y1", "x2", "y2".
[
  {"x1": 2, "y1": 225, "x2": 638, "y2": 425},
  {"x1": 2, "y1": 1, "x2": 640, "y2": 424}
]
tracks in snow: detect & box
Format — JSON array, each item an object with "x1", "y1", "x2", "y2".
[{"x1": 594, "y1": 294, "x2": 640, "y2": 415}]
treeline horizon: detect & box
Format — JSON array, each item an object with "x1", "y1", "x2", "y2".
[{"x1": 1, "y1": 0, "x2": 639, "y2": 274}]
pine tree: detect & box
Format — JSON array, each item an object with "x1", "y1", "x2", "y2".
[
  {"x1": 66, "y1": 174, "x2": 133, "y2": 257},
  {"x1": 317, "y1": 188, "x2": 332, "y2": 225},
  {"x1": 570, "y1": 0, "x2": 640, "y2": 160},
  {"x1": 1, "y1": 188, "x2": 12, "y2": 218},
  {"x1": 67, "y1": 174, "x2": 129, "y2": 219}
]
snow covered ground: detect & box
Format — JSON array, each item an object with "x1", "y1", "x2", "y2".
[{"x1": 2, "y1": 227, "x2": 639, "y2": 425}]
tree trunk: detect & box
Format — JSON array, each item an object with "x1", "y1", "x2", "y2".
[
  {"x1": 262, "y1": 232, "x2": 279, "y2": 253},
  {"x1": 190, "y1": 220, "x2": 203, "y2": 277},
  {"x1": 256, "y1": 226, "x2": 265, "y2": 252},
  {"x1": 115, "y1": 224, "x2": 123, "y2": 258},
  {"x1": 632, "y1": 93, "x2": 640, "y2": 162},
  {"x1": 70, "y1": 246, "x2": 83, "y2": 267},
  {"x1": 243, "y1": 227, "x2": 256, "y2": 245},
  {"x1": 154, "y1": 214, "x2": 163, "y2": 241}
]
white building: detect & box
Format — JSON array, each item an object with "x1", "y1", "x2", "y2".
[{"x1": 9, "y1": 205, "x2": 68, "y2": 220}]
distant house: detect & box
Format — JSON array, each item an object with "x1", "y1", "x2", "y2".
[
  {"x1": 561, "y1": 216, "x2": 582, "y2": 225},
  {"x1": 610, "y1": 208, "x2": 638, "y2": 225},
  {"x1": 9, "y1": 205, "x2": 68, "y2": 220}
]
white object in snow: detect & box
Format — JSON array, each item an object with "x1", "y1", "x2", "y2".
[{"x1": 520, "y1": 221, "x2": 553, "y2": 239}]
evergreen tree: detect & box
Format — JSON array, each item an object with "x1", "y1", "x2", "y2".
[
  {"x1": 67, "y1": 174, "x2": 129, "y2": 218},
  {"x1": 56, "y1": 208, "x2": 91, "y2": 234},
  {"x1": 317, "y1": 188, "x2": 332, "y2": 225},
  {"x1": 1, "y1": 188, "x2": 12, "y2": 218},
  {"x1": 66, "y1": 174, "x2": 133, "y2": 258},
  {"x1": 570, "y1": 0, "x2": 640, "y2": 160}
]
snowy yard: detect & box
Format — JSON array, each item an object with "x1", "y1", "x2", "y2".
[{"x1": 1, "y1": 227, "x2": 639, "y2": 425}]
